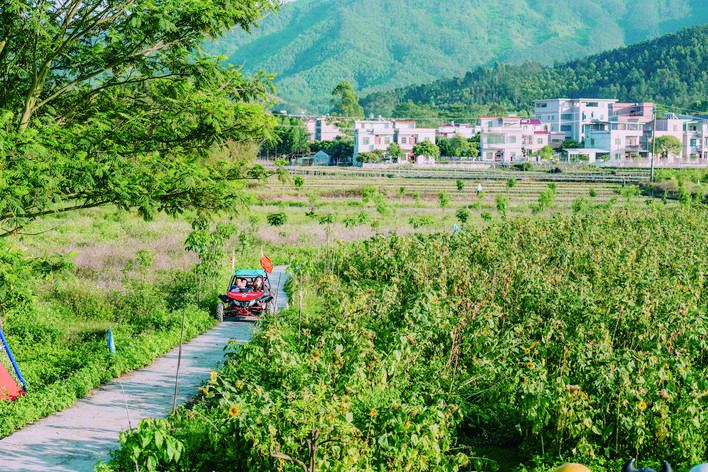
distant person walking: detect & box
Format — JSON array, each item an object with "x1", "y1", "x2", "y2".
[{"x1": 476, "y1": 184, "x2": 482, "y2": 196}]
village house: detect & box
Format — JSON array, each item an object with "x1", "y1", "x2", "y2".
[
  {"x1": 479, "y1": 116, "x2": 549, "y2": 162},
  {"x1": 353, "y1": 120, "x2": 436, "y2": 164}
]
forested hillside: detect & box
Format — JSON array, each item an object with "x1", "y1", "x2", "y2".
[
  {"x1": 205, "y1": 0, "x2": 708, "y2": 113},
  {"x1": 361, "y1": 24, "x2": 708, "y2": 121}
]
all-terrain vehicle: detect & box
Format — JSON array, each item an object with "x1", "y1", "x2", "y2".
[{"x1": 216, "y1": 269, "x2": 276, "y2": 321}]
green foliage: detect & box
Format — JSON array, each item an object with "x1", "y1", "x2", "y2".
[
  {"x1": 0, "y1": 0, "x2": 280, "y2": 238},
  {"x1": 331, "y1": 80, "x2": 364, "y2": 118},
  {"x1": 506, "y1": 178, "x2": 517, "y2": 192},
  {"x1": 361, "y1": 185, "x2": 378, "y2": 203},
  {"x1": 438, "y1": 191, "x2": 450, "y2": 209},
  {"x1": 589, "y1": 188, "x2": 598, "y2": 198},
  {"x1": 456, "y1": 180, "x2": 465, "y2": 192},
  {"x1": 118, "y1": 418, "x2": 185, "y2": 472},
  {"x1": 571, "y1": 196, "x2": 590, "y2": 213},
  {"x1": 455, "y1": 208, "x2": 471, "y2": 224},
  {"x1": 387, "y1": 142, "x2": 403, "y2": 162},
  {"x1": 480, "y1": 211, "x2": 492, "y2": 222},
  {"x1": 409, "y1": 216, "x2": 434, "y2": 228},
  {"x1": 533, "y1": 185, "x2": 557, "y2": 214},
  {"x1": 210, "y1": 0, "x2": 708, "y2": 113},
  {"x1": 293, "y1": 176, "x2": 305, "y2": 200},
  {"x1": 266, "y1": 212, "x2": 288, "y2": 227},
  {"x1": 495, "y1": 194, "x2": 509, "y2": 218},
  {"x1": 356, "y1": 151, "x2": 381, "y2": 163},
  {"x1": 651, "y1": 135, "x2": 683, "y2": 159},
  {"x1": 413, "y1": 140, "x2": 440, "y2": 160},
  {"x1": 361, "y1": 24, "x2": 708, "y2": 118}
]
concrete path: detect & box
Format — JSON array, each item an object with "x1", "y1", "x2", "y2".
[{"x1": 0, "y1": 265, "x2": 289, "y2": 472}]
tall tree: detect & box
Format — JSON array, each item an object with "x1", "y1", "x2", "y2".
[
  {"x1": 330, "y1": 81, "x2": 364, "y2": 118},
  {"x1": 651, "y1": 135, "x2": 682, "y2": 159},
  {"x1": 0, "y1": 0, "x2": 281, "y2": 237}
]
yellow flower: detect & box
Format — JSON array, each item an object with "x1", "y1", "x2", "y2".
[
  {"x1": 229, "y1": 405, "x2": 240, "y2": 417},
  {"x1": 369, "y1": 409, "x2": 378, "y2": 417},
  {"x1": 325, "y1": 414, "x2": 333, "y2": 420},
  {"x1": 210, "y1": 371, "x2": 217, "y2": 383},
  {"x1": 198, "y1": 387, "x2": 208, "y2": 396},
  {"x1": 638, "y1": 401, "x2": 648, "y2": 411},
  {"x1": 525, "y1": 348, "x2": 531, "y2": 354},
  {"x1": 527, "y1": 362, "x2": 535, "y2": 370}
]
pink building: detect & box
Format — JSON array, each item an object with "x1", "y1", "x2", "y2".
[{"x1": 480, "y1": 116, "x2": 548, "y2": 162}]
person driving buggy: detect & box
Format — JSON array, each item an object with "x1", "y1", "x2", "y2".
[{"x1": 230, "y1": 277, "x2": 249, "y2": 293}]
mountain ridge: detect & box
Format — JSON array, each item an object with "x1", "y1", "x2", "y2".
[{"x1": 206, "y1": 0, "x2": 708, "y2": 113}]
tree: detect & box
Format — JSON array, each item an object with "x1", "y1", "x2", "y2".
[
  {"x1": 651, "y1": 135, "x2": 682, "y2": 159},
  {"x1": 330, "y1": 81, "x2": 364, "y2": 118},
  {"x1": 293, "y1": 176, "x2": 305, "y2": 201},
  {"x1": 537, "y1": 146, "x2": 555, "y2": 161},
  {"x1": 0, "y1": 0, "x2": 281, "y2": 238},
  {"x1": 413, "y1": 140, "x2": 440, "y2": 160},
  {"x1": 456, "y1": 180, "x2": 465, "y2": 192},
  {"x1": 438, "y1": 191, "x2": 450, "y2": 209},
  {"x1": 386, "y1": 142, "x2": 403, "y2": 162}
]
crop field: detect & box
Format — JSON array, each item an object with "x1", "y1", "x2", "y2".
[
  {"x1": 103, "y1": 200, "x2": 708, "y2": 472},
  {"x1": 3, "y1": 168, "x2": 708, "y2": 472}
]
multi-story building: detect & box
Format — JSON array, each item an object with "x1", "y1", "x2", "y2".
[
  {"x1": 437, "y1": 123, "x2": 480, "y2": 140},
  {"x1": 353, "y1": 120, "x2": 436, "y2": 164},
  {"x1": 479, "y1": 116, "x2": 549, "y2": 162},
  {"x1": 533, "y1": 98, "x2": 653, "y2": 144},
  {"x1": 315, "y1": 117, "x2": 347, "y2": 141},
  {"x1": 585, "y1": 121, "x2": 647, "y2": 161}
]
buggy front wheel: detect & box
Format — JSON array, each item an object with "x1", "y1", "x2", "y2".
[{"x1": 215, "y1": 302, "x2": 224, "y2": 322}]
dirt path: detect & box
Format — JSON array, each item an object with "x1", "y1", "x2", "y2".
[{"x1": 0, "y1": 265, "x2": 289, "y2": 472}]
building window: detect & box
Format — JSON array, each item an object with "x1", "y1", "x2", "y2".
[
  {"x1": 587, "y1": 102, "x2": 599, "y2": 107},
  {"x1": 561, "y1": 114, "x2": 573, "y2": 121},
  {"x1": 363, "y1": 137, "x2": 370, "y2": 145},
  {"x1": 401, "y1": 137, "x2": 407, "y2": 144},
  {"x1": 537, "y1": 138, "x2": 543, "y2": 144},
  {"x1": 385, "y1": 137, "x2": 390, "y2": 144},
  {"x1": 509, "y1": 136, "x2": 516, "y2": 144},
  {"x1": 561, "y1": 125, "x2": 571, "y2": 132},
  {"x1": 590, "y1": 138, "x2": 595, "y2": 146},
  {"x1": 691, "y1": 139, "x2": 697, "y2": 147},
  {"x1": 486, "y1": 134, "x2": 505, "y2": 144},
  {"x1": 536, "y1": 103, "x2": 548, "y2": 108},
  {"x1": 615, "y1": 138, "x2": 621, "y2": 145}
]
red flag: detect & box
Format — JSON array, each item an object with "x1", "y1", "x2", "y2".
[{"x1": 260, "y1": 249, "x2": 273, "y2": 273}]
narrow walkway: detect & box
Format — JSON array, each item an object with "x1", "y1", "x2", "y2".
[{"x1": 0, "y1": 266, "x2": 289, "y2": 472}]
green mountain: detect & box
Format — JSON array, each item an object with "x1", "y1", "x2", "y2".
[
  {"x1": 361, "y1": 24, "x2": 708, "y2": 120},
  {"x1": 206, "y1": 0, "x2": 708, "y2": 113}
]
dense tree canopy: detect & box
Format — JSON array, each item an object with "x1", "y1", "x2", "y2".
[
  {"x1": 0, "y1": 0, "x2": 281, "y2": 237},
  {"x1": 361, "y1": 25, "x2": 708, "y2": 119}
]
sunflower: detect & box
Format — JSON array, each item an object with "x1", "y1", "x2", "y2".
[
  {"x1": 210, "y1": 371, "x2": 217, "y2": 383},
  {"x1": 198, "y1": 387, "x2": 208, "y2": 396},
  {"x1": 638, "y1": 401, "x2": 648, "y2": 411},
  {"x1": 229, "y1": 405, "x2": 240, "y2": 417},
  {"x1": 527, "y1": 362, "x2": 535, "y2": 370}
]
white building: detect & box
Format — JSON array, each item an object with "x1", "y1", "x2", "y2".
[
  {"x1": 437, "y1": 123, "x2": 480, "y2": 139},
  {"x1": 533, "y1": 99, "x2": 653, "y2": 144},
  {"x1": 479, "y1": 116, "x2": 549, "y2": 162},
  {"x1": 353, "y1": 120, "x2": 436, "y2": 164}
]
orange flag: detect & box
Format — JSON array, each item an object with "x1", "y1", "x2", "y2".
[{"x1": 260, "y1": 248, "x2": 273, "y2": 273}]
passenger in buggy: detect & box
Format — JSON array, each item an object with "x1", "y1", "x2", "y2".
[
  {"x1": 234, "y1": 278, "x2": 249, "y2": 292},
  {"x1": 254, "y1": 276, "x2": 264, "y2": 291}
]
